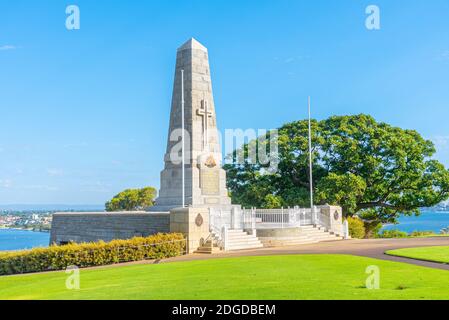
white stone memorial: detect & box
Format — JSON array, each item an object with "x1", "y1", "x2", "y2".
[{"x1": 150, "y1": 38, "x2": 232, "y2": 211}]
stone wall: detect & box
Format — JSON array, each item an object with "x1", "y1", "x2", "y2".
[{"x1": 50, "y1": 212, "x2": 170, "y2": 245}]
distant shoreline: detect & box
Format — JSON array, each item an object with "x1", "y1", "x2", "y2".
[{"x1": 0, "y1": 227, "x2": 50, "y2": 234}]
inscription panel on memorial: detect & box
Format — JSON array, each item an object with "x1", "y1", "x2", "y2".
[{"x1": 201, "y1": 169, "x2": 220, "y2": 195}]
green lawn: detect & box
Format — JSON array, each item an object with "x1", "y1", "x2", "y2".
[
  {"x1": 386, "y1": 246, "x2": 449, "y2": 264},
  {"x1": 1, "y1": 254, "x2": 449, "y2": 300}
]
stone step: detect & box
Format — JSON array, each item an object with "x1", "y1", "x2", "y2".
[
  {"x1": 255, "y1": 225, "x2": 345, "y2": 248},
  {"x1": 303, "y1": 233, "x2": 334, "y2": 239},
  {"x1": 222, "y1": 229, "x2": 264, "y2": 251},
  {"x1": 195, "y1": 246, "x2": 222, "y2": 254},
  {"x1": 307, "y1": 233, "x2": 339, "y2": 239},
  {"x1": 227, "y1": 243, "x2": 264, "y2": 251},
  {"x1": 227, "y1": 240, "x2": 262, "y2": 247},
  {"x1": 300, "y1": 231, "x2": 328, "y2": 235},
  {"x1": 301, "y1": 226, "x2": 327, "y2": 231},
  {"x1": 261, "y1": 239, "x2": 318, "y2": 247},
  {"x1": 319, "y1": 236, "x2": 345, "y2": 241},
  {"x1": 227, "y1": 236, "x2": 260, "y2": 241},
  {"x1": 301, "y1": 232, "x2": 329, "y2": 237},
  {"x1": 228, "y1": 229, "x2": 249, "y2": 233},
  {"x1": 301, "y1": 229, "x2": 331, "y2": 234},
  {"x1": 301, "y1": 227, "x2": 328, "y2": 232},
  {"x1": 227, "y1": 234, "x2": 257, "y2": 239},
  {"x1": 259, "y1": 236, "x2": 310, "y2": 241},
  {"x1": 228, "y1": 234, "x2": 257, "y2": 239},
  {"x1": 228, "y1": 238, "x2": 261, "y2": 243}
]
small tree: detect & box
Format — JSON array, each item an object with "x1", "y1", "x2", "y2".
[{"x1": 105, "y1": 187, "x2": 157, "y2": 212}]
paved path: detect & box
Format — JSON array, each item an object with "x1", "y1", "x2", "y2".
[{"x1": 156, "y1": 237, "x2": 449, "y2": 271}]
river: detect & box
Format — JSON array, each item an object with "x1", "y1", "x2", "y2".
[{"x1": 0, "y1": 229, "x2": 50, "y2": 251}]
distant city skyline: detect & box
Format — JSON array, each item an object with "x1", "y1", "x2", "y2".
[{"x1": 1, "y1": 0, "x2": 449, "y2": 204}]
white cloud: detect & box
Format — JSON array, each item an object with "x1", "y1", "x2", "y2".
[
  {"x1": 80, "y1": 181, "x2": 111, "y2": 193},
  {"x1": 274, "y1": 55, "x2": 310, "y2": 64},
  {"x1": 63, "y1": 142, "x2": 88, "y2": 148},
  {"x1": 433, "y1": 136, "x2": 449, "y2": 148},
  {"x1": 0, "y1": 179, "x2": 12, "y2": 188},
  {"x1": 0, "y1": 45, "x2": 16, "y2": 51},
  {"x1": 47, "y1": 168, "x2": 64, "y2": 177},
  {"x1": 435, "y1": 51, "x2": 449, "y2": 62},
  {"x1": 22, "y1": 185, "x2": 59, "y2": 191}
]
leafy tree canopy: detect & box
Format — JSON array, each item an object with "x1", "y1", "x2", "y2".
[
  {"x1": 224, "y1": 114, "x2": 449, "y2": 228},
  {"x1": 105, "y1": 187, "x2": 157, "y2": 212}
]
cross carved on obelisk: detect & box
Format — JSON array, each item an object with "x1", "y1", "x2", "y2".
[{"x1": 197, "y1": 99, "x2": 213, "y2": 151}]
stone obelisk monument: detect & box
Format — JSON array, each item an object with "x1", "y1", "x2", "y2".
[{"x1": 151, "y1": 38, "x2": 232, "y2": 211}]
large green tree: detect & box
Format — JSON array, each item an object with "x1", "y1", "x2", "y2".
[
  {"x1": 224, "y1": 114, "x2": 449, "y2": 232},
  {"x1": 105, "y1": 187, "x2": 157, "y2": 212}
]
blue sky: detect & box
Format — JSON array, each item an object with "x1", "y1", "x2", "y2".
[{"x1": 1, "y1": 0, "x2": 449, "y2": 205}]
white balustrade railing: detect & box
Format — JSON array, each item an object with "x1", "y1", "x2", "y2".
[
  {"x1": 301, "y1": 208, "x2": 314, "y2": 226},
  {"x1": 250, "y1": 207, "x2": 321, "y2": 229},
  {"x1": 210, "y1": 206, "x2": 327, "y2": 234}
]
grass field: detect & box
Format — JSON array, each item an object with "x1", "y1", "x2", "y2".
[
  {"x1": 387, "y1": 246, "x2": 449, "y2": 264},
  {"x1": 1, "y1": 254, "x2": 449, "y2": 300}
]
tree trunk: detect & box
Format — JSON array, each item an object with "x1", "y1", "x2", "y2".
[{"x1": 363, "y1": 220, "x2": 381, "y2": 239}]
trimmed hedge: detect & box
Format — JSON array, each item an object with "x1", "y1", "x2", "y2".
[
  {"x1": 377, "y1": 229, "x2": 408, "y2": 239},
  {"x1": 347, "y1": 217, "x2": 366, "y2": 239},
  {"x1": 409, "y1": 230, "x2": 436, "y2": 237},
  {"x1": 0, "y1": 233, "x2": 185, "y2": 276}
]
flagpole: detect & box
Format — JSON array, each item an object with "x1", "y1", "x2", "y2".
[
  {"x1": 308, "y1": 96, "x2": 314, "y2": 220},
  {"x1": 181, "y1": 69, "x2": 185, "y2": 208}
]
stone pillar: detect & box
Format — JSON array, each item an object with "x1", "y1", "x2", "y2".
[
  {"x1": 169, "y1": 207, "x2": 210, "y2": 253},
  {"x1": 151, "y1": 38, "x2": 232, "y2": 211},
  {"x1": 343, "y1": 219, "x2": 350, "y2": 239},
  {"x1": 318, "y1": 205, "x2": 344, "y2": 236}
]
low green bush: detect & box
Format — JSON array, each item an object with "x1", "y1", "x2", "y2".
[
  {"x1": 409, "y1": 230, "x2": 436, "y2": 237},
  {"x1": 0, "y1": 233, "x2": 185, "y2": 276},
  {"x1": 347, "y1": 217, "x2": 366, "y2": 239},
  {"x1": 377, "y1": 229, "x2": 408, "y2": 239}
]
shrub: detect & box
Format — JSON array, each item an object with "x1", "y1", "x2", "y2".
[
  {"x1": 377, "y1": 229, "x2": 408, "y2": 239},
  {"x1": 347, "y1": 217, "x2": 366, "y2": 239},
  {"x1": 0, "y1": 233, "x2": 185, "y2": 276},
  {"x1": 409, "y1": 230, "x2": 436, "y2": 237}
]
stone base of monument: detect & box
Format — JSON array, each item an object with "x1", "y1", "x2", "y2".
[
  {"x1": 50, "y1": 204, "x2": 347, "y2": 254},
  {"x1": 169, "y1": 207, "x2": 211, "y2": 254}
]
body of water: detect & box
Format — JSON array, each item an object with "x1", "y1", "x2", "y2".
[
  {"x1": 382, "y1": 211, "x2": 449, "y2": 233},
  {"x1": 0, "y1": 229, "x2": 50, "y2": 251}
]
